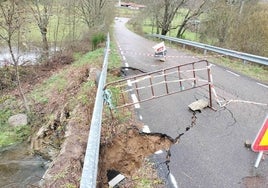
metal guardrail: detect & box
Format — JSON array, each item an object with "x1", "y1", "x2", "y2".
[
  {"x1": 149, "y1": 34, "x2": 268, "y2": 66},
  {"x1": 80, "y1": 33, "x2": 110, "y2": 188}
]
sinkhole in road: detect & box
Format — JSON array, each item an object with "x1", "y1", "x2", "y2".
[
  {"x1": 98, "y1": 111, "x2": 197, "y2": 187},
  {"x1": 98, "y1": 126, "x2": 177, "y2": 187}
]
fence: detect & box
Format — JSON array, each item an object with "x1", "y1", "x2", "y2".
[{"x1": 104, "y1": 60, "x2": 213, "y2": 110}]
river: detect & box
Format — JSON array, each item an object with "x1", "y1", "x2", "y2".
[{"x1": 0, "y1": 143, "x2": 48, "y2": 187}]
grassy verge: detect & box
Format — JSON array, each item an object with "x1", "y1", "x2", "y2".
[{"x1": 211, "y1": 56, "x2": 268, "y2": 83}]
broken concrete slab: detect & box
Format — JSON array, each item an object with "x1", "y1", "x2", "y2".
[
  {"x1": 188, "y1": 99, "x2": 209, "y2": 112},
  {"x1": 108, "y1": 174, "x2": 125, "y2": 187}
]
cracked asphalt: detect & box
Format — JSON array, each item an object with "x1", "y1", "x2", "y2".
[{"x1": 114, "y1": 17, "x2": 268, "y2": 188}]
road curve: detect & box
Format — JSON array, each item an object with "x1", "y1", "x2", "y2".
[{"x1": 114, "y1": 17, "x2": 268, "y2": 188}]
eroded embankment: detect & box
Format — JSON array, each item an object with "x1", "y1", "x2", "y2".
[{"x1": 30, "y1": 64, "x2": 99, "y2": 187}]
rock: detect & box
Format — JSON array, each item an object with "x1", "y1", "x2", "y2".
[
  {"x1": 188, "y1": 99, "x2": 209, "y2": 112},
  {"x1": 244, "y1": 140, "x2": 252, "y2": 149},
  {"x1": 8, "y1": 114, "x2": 28, "y2": 127}
]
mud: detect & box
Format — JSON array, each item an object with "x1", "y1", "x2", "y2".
[{"x1": 241, "y1": 176, "x2": 268, "y2": 188}]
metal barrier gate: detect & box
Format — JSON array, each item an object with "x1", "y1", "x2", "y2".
[{"x1": 104, "y1": 60, "x2": 213, "y2": 109}]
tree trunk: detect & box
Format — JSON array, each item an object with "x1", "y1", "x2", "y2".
[{"x1": 41, "y1": 27, "x2": 49, "y2": 64}]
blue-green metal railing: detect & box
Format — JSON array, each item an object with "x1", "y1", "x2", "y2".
[{"x1": 80, "y1": 33, "x2": 110, "y2": 188}]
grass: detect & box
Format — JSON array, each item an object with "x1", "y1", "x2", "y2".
[{"x1": 211, "y1": 56, "x2": 268, "y2": 83}]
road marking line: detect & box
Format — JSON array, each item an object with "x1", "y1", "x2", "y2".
[
  {"x1": 142, "y1": 125, "x2": 150, "y2": 133},
  {"x1": 155, "y1": 150, "x2": 163, "y2": 154},
  {"x1": 257, "y1": 82, "x2": 268, "y2": 89},
  {"x1": 226, "y1": 70, "x2": 240, "y2": 77},
  {"x1": 131, "y1": 94, "x2": 140, "y2": 108},
  {"x1": 122, "y1": 56, "x2": 126, "y2": 61},
  {"x1": 127, "y1": 80, "x2": 132, "y2": 87},
  {"x1": 169, "y1": 173, "x2": 179, "y2": 188},
  {"x1": 139, "y1": 115, "x2": 143, "y2": 120}
]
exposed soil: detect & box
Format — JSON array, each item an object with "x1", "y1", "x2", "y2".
[
  {"x1": 242, "y1": 176, "x2": 268, "y2": 188},
  {"x1": 98, "y1": 124, "x2": 174, "y2": 187}
]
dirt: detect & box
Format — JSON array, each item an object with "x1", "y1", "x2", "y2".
[
  {"x1": 98, "y1": 121, "x2": 175, "y2": 187},
  {"x1": 241, "y1": 176, "x2": 268, "y2": 188}
]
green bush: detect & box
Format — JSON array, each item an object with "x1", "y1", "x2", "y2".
[{"x1": 92, "y1": 33, "x2": 106, "y2": 50}]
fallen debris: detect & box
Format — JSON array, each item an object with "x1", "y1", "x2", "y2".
[
  {"x1": 188, "y1": 99, "x2": 209, "y2": 112},
  {"x1": 244, "y1": 140, "x2": 252, "y2": 149}
]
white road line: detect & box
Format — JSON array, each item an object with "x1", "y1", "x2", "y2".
[
  {"x1": 131, "y1": 94, "x2": 140, "y2": 108},
  {"x1": 139, "y1": 115, "x2": 143, "y2": 120},
  {"x1": 169, "y1": 173, "x2": 179, "y2": 188},
  {"x1": 142, "y1": 125, "x2": 150, "y2": 133},
  {"x1": 127, "y1": 80, "x2": 132, "y2": 87},
  {"x1": 155, "y1": 150, "x2": 163, "y2": 154},
  {"x1": 124, "y1": 62, "x2": 129, "y2": 67},
  {"x1": 122, "y1": 56, "x2": 126, "y2": 61},
  {"x1": 257, "y1": 82, "x2": 268, "y2": 89},
  {"x1": 226, "y1": 70, "x2": 240, "y2": 77}
]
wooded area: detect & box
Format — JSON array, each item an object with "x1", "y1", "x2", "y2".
[
  {"x1": 0, "y1": 0, "x2": 113, "y2": 65},
  {"x1": 0, "y1": 0, "x2": 114, "y2": 111}
]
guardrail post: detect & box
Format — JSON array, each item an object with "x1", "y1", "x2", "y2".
[{"x1": 204, "y1": 49, "x2": 207, "y2": 55}]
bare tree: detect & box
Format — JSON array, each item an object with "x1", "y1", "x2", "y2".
[
  {"x1": 176, "y1": 0, "x2": 208, "y2": 38},
  {"x1": 227, "y1": 1, "x2": 268, "y2": 56},
  {"x1": 143, "y1": 0, "x2": 209, "y2": 38},
  {"x1": 77, "y1": 0, "x2": 112, "y2": 31},
  {"x1": 160, "y1": 0, "x2": 186, "y2": 35},
  {"x1": 27, "y1": 0, "x2": 53, "y2": 64},
  {"x1": 0, "y1": 0, "x2": 30, "y2": 112},
  {"x1": 199, "y1": 0, "x2": 258, "y2": 47},
  {"x1": 199, "y1": 0, "x2": 237, "y2": 45}
]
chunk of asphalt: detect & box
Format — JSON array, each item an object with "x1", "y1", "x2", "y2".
[
  {"x1": 107, "y1": 169, "x2": 125, "y2": 187},
  {"x1": 188, "y1": 99, "x2": 209, "y2": 112}
]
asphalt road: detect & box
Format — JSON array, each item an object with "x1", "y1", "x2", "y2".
[{"x1": 113, "y1": 17, "x2": 268, "y2": 188}]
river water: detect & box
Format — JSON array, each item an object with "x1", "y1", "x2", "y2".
[
  {"x1": 0, "y1": 143, "x2": 48, "y2": 188},
  {"x1": 0, "y1": 49, "x2": 39, "y2": 67}
]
